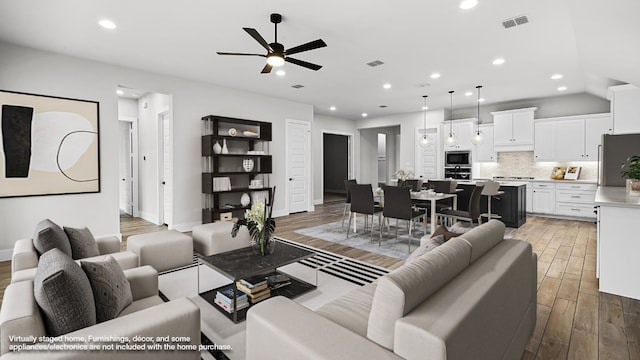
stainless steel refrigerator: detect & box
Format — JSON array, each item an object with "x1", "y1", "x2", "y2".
[{"x1": 599, "y1": 133, "x2": 640, "y2": 186}]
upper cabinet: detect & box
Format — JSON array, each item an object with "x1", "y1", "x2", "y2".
[
  {"x1": 442, "y1": 119, "x2": 474, "y2": 150},
  {"x1": 607, "y1": 84, "x2": 640, "y2": 135},
  {"x1": 534, "y1": 113, "x2": 612, "y2": 162},
  {"x1": 474, "y1": 123, "x2": 496, "y2": 162},
  {"x1": 491, "y1": 108, "x2": 537, "y2": 152}
]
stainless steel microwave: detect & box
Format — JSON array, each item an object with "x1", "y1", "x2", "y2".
[{"x1": 445, "y1": 151, "x2": 471, "y2": 167}]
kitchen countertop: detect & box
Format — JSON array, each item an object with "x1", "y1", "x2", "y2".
[
  {"x1": 530, "y1": 179, "x2": 598, "y2": 184},
  {"x1": 595, "y1": 186, "x2": 640, "y2": 208},
  {"x1": 457, "y1": 180, "x2": 528, "y2": 187}
]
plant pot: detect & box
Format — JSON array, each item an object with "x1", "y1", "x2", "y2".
[
  {"x1": 252, "y1": 236, "x2": 276, "y2": 256},
  {"x1": 627, "y1": 179, "x2": 640, "y2": 196}
]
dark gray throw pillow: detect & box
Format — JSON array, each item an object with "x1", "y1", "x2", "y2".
[
  {"x1": 64, "y1": 226, "x2": 100, "y2": 260},
  {"x1": 34, "y1": 248, "x2": 96, "y2": 336},
  {"x1": 33, "y1": 219, "x2": 72, "y2": 257},
  {"x1": 81, "y1": 255, "x2": 133, "y2": 323}
]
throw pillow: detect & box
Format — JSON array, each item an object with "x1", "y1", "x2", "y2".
[
  {"x1": 34, "y1": 248, "x2": 96, "y2": 336},
  {"x1": 81, "y1": 255, "x2": 133, "y2": 323},
  {"x1": 64, "y1": 226, "x2": 100, "y2": 260},
  {"x1": 405, "y1": 235, "x2": 445, "y2": 264},
  {"x1": 33, "y1": 219, "x2": 72, "y2": 257},
  {"x1": 430, "y1": 224, "x2": 463, "y2": 241}
]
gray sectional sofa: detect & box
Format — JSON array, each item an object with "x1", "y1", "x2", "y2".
[{"x1": 246, "y1": 220, "x2": 537, "y2": 360}]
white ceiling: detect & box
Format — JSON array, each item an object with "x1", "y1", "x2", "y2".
[{"x1": 1, "y1": 0, "x2": 638, "y2": 120}]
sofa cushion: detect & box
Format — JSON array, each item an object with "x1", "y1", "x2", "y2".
[
  {"x1": 406, "y1": 235, "x2": 445, "y2": 264},
  {"x1": 80, "y1": 255, "x2": 133, "y2": 323},
  {"x1": 34, "y1": 248, "x2": 96, "y2": 336},
  {"x1": 315, "y1": 282, "x2": 377, "y2": 337},
  {"x1": 457, "y1": 219, "x2": 506, "y2": 263},
  {"x1": 367, "y1": 239, "x2": 472, "y2": 350},
  {"x1": 64, "y1": 226, "x2": 100, "y2": 260},
  {"x1": 33, "y1": 219, "x2": 72, "y2": 257}
]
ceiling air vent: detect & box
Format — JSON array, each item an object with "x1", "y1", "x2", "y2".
[
  {"x1": 291, "y1": 84, "x2": 304, "y2": 89},
  {"x1": 378, "y1": 105, "x2": 388, "y2": 108},
  {"x1": 502, "y1": 14, "x2": 529, "y2": 29},
  {"x1": 366, "y1": 60, "x2": 384, "y2": 67}
]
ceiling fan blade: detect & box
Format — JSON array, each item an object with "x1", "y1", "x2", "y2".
[
  {"x1": 285, "y1": 57, "x2": 322, "y2": 71},
  {"x1": 261, "y1": 63, "x2": 273, "y2": 74},
  {"x1": 285, "y1": 39, "x2": 327, "y2": 56},
  {"x1": 243, "y1": 27, "x2": 273, "y2": 52},
  {"x1": 217, "y1": 52, "x2": 265, "y2": 57}
]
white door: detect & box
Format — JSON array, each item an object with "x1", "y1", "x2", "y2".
[
  {"x1": 159, "y1": 111, "x2": 173, "y2": 226},
  {"x1": 415, "y1": 128, "x2": 439, "y2": 180},
  {"x1": 118, "y1": 121, "x2": 133, "y2": 215},
  {"x1": 287, "y1": 120, "x2": 310, "y2": 213}
]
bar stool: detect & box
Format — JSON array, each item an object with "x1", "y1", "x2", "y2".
[{"x1": 478, "y1": 181, "x2": 503, "y2": 220}]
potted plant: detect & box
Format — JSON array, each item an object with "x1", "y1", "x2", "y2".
[
  {"x1": 621, "y1": 155, "x2": 640, "y2": 195},
  {"x1": 231, "y1": 188, "x2": 276, "y2": 255}
]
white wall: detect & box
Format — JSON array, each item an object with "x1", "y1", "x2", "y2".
[
  {"x1": 117, "y1": 98, "x2": 138, "y2": 119},
  {"x1": 312, "y1": 114, "x2": 357, "y2": 204},
  {"x1": 0, "y1": 41, "x2": 312, "y2": 256}
]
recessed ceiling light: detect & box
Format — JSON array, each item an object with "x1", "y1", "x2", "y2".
[
  {"x1": 492, "y1": 58, "x2": 505, "y2": 65},
  {"x1": 478, "y1": 98, "x2": 486, "y2": 102},
  {"x1": 430, "y1": 73, "x2": 441, "y2": 79},
  {"x1": 557, "y1": 86, "x2": 567, "y2": 91},
  {"x1": 276, "y1": 70, "x2": 286, "y2": 76},
  {"x1": 362, "y1": 113, "x2": 368, "y2": 117},
  {"x1": 98, "y1": 19, "x2": 117, "y2": 30},
  {"x1": 422, "y1": 106, "x2": 429, "y2": 110},
  {"x1": 330, "y1": 106, "x2": 336, "y2": 111},
  {"x1": 551, "y1": 74, "x2": 563, "y2": 80},
  {"x1": 383, "y1": 83, "x2": 392, "y2": 89},
  {"x1": 460, "y1": 0, "x2": 479, "y2": 10},
  {"x1": 116, "y1": 89, "x2": 123, "y2": 95},
  {"x1": 465, "y1": 91, "x2": 473, "y2": 96}
]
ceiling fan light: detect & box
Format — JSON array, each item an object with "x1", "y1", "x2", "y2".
[
  {"x1": 266, "y1": 54, "x2": 285, "y2": 66},
  {"x1": 471, "y1": 130, "x2": 485, "y2": 145}
]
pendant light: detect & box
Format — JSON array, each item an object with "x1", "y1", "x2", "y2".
[
  {"x1": 471, "y1": 85, "x2": 486, "y2": 145},
  {"x1": 445, "y1": 90, "x2": 458, "y2": 147},
  {"x1": 418, "y1": 95, "x2": 431, "y2": 148}
]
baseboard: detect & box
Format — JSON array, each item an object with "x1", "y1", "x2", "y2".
[
  {"x1": 0, "y1": 248, "x2": 12, "y2": 262},
  {"x1": 272, "y1": 209, "x2": 288, "y2": 218},
  {"x1": 139, "y1": 211, "x2": 160, "y2": 225},
  {"x1": 170, "y1": 222, "x2": 201, "y2": 233},
  {"x1": 314, "y1": 198, "x2": 323, "y2": 205}
]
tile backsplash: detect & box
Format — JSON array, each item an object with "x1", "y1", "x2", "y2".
[{"x1": 478, "y1": 151, "x2": 598, "y2": 181}]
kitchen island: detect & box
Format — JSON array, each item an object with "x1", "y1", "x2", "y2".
[
  {"x1": 595, "y1": 186, "x2": 640, "y2": 300},
  {"x1": 456, "y1": 181, "x2": 527, "y2": 228}
]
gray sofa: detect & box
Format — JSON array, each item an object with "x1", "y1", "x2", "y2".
[
  {"x1": 246, "y1": 220, "x2": 536, "y2": 360},
  {"x1": 0, "y1": 265, "x2": 201, "y2": 359}
]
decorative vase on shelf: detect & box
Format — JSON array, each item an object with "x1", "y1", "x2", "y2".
[
  {"x1": 213, "y1": 141, "x2": 222, "y2": 154},
  {"x1": 243, "y1": 159, "x2": 254, "y2": 172},
  {"x1": 627, "y1": 179, "x2": 640, "y2": 196},
  {"x1": 221, "y1": 138, "x2": 229, "y2": 154},
  {"x1": 240, "y1": 193, "x2": 251, "y2": 207}
]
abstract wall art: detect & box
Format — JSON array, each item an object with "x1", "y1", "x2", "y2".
[{"x1": 0, "y1": 90, "x2": 100, "y2": 197}]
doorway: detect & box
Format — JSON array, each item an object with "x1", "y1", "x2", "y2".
[
  {"x1": 322, "y1": 133, "x2": 351, "y2": 203},
  {"x1": 118, "y1": 117, "x2": 138, "y2": 216},
  {"x1": 286, "y1": 119, "x2": 311, "y2": 214}
]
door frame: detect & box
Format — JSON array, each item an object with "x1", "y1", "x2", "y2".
[
  {"x1": 285, "y1": 119, "x2": 313, "y2": 214},
  {"x1": 118, "y1": 116, "x2": 139, "y2": 217},
  {"x1": 157, "y1": 108, "x2": 172, "y2": 227},
  {"x1": 320, "y1": 130, "x2": 355, "y2": 204}
]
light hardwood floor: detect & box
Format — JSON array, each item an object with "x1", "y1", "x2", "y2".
[{"x1": 1, "y1": 204, "x2": 638, "y2": 359}]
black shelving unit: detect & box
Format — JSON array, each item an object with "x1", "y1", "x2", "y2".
[{"x1": 201, "y1": 115, "x2": 272, "y2": 223}]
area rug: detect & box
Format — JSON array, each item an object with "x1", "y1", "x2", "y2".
[
  {"x1": 158, "y1": 239, "x2": 389, "y2": 360},
  {"x1": 295, "y1": 217, "x2": 431, "y2": 260}
]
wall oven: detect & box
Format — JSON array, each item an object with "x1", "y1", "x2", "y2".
[
  {"x1": 445, "y1": 151, "x2": 471, "y2": 167},
  {"x1": 444, "y1": 166, "x2": 472, "y2": 180}
]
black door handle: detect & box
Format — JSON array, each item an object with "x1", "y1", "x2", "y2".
[
  {"x1": 162, "y1": 181, "x2": 166, "y2": 185},
  {"x1": 289, "y1": 178, "x2": 293, "y2": 181}
]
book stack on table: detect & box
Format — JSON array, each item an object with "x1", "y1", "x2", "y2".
[
  {"x1": 215, "y1": 285, "x2": 249, "y2": 313},
  {"x1": 237, "y1": 275, "x2": 271, "y2": 304}
]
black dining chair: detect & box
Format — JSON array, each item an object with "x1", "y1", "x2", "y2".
[
  {"x1": 402, "y1": 179, "x2": 423, "y2": 192},
  {"x1": 379, "y1": 185, "x2": 426, "y2": 252},
  {"x1": 347, "y1": 183, "x2": 383, "y2": 242},
  {"x1": 342, "y1": 179, "x2": 357, "y2": 229},
  {"x1": 437, "y1": 184, "x2": 485, "y2": 227}
]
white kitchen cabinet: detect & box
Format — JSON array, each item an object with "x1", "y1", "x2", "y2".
[
  {"x1": 491, "y1": 108, "x2": 537, "y2": 152},
  {"x1": 555, "y1": 119, "x2": 585, "y2": 161},
  {"x1": 554, "y1": 183, "x2": 597, "y2": 219},
  {"x1": 533, "y1": 121, "x2": 556, "y2": 161},
  {"x1": 531, "y1": 182, "x2": 555, "y2": 214},
  {"x1": 442, "y1": 119, "x2": 473, "y2": 150},
  {"x1": 473, "y1": 124, "x2": 496, "y2": 162},
  {"x1": 607, "y1": 84, "x2": 640, "y2": 135},
  {"x1": 584, "y1": 115, "x2": 613, "y2": 159}
]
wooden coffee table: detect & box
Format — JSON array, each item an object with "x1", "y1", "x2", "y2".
[{"x1": 197, "y1": 239, "x2": 317, "y2": 323}]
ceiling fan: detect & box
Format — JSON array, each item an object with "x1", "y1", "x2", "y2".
[{"x1": 217, "y1": 13, "x2": 327, "y2": 74}]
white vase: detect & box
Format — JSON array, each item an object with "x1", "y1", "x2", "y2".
[
  {"x1": 243, "y1": 159, "x2": 254, "y2": 172},
  {"x1": 221, "y1": 139, "x2": 229, "y2": 154},
  {"x1": 241, "y1": 193, "x2": 251, "y2": 207},
  {"x1": 213, "y1": 141, "x2": 222, "y2": 154}
]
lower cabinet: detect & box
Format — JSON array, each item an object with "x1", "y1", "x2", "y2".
[
  {"x1": 457, "y1": 184, "x2": 526, "y2": 228},
  {"x1": 530, "y1": 181, "x2": 596, "y2": 219},
  {"x1": 531, "y1": 183, "x2": 555, "y2": 214}
]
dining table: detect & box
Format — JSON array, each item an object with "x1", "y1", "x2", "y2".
[{"x1": 370, "y1": 188, "x2": 458, "y2": 234}]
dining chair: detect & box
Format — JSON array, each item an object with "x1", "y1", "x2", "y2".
[
  {"x1": 418, "y1": 180, "x2": 455, "y2": 213},
  {"x1": 347, "y1": 183, "x2": 383, "y2": 242},
  {"x1": 437, "y1": 184, "x2": 485, "y2": 227},
  {"x1": 403, "y1": 179, "x2": 423, "y2": 192},
  {"x1": 342, "y1": 179, "x2": 357, "y2": 228},
  {"x1": 379, "y1": 185, "x2": 426, "y2": 253}
]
